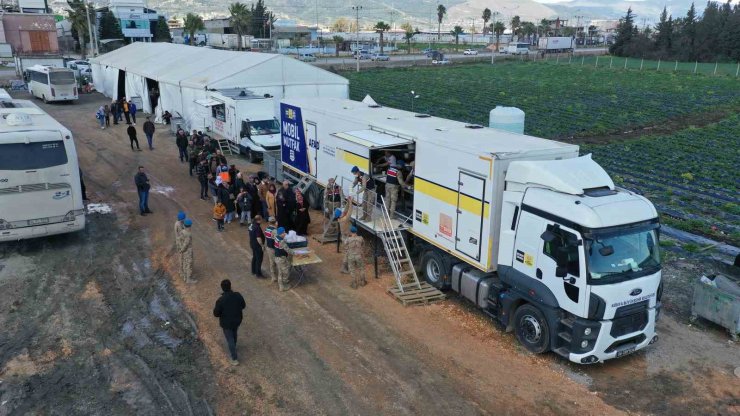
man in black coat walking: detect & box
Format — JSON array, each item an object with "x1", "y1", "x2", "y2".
[
  {"x1": 143, "y1": 117, "x2": 155, "y2": 150},
  {"x1": 249, "y1": 216, "x2": 265, "y2": 277},
  {"x1": 175, "y1": 130, "x2": 189, "y2": 163},
  {"x1": 213, "y1": 279, "x2": 246, "y2": 365}
]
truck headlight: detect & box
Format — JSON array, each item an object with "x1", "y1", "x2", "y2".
[{"x1": 584, "y1": 328, "x2": 592, "y2": 336}]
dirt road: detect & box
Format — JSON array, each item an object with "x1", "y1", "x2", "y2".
[{"x1": 1, "y1": 92, "x2": 737, "y2": 415}]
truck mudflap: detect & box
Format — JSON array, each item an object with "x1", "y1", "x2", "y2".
[{"x1": 567, "y1": 308, "x2": 659, "y2": 364}]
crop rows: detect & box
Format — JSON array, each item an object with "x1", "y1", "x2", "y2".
[
  {"x1": 345, "y1": 63, "x2": 740, "y2": 246},
  {"x1": 345, "y1": 62, "x2": 740, "y2": 139}
]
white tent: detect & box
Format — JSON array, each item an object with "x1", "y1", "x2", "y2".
[{"x1": 90, "y1": 42, "x2": 349, "y2": 127}]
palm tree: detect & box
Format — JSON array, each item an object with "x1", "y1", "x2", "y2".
[
  {"x1": 332, "y1": 35, "x2": 343, "y2": 56},
  {"x1": 66, "y1": 0, "x2": 94, "y2": 57},
  {"x1": 493, "y1": 21, "x2": 505, "y2": 52},
  {"x1": 436, "y1": 4, "x2": 446, "y2": 41},
  {"x1": 510, "y1": 15, "x2": 521, "y2": 39},
  {"x1": 229, "y1": 2, "x2": 251, "y2": 51},
  {"x1": 403, "y1": 27, "x2": 418, "y2": 54},
  {"x1": 450, "y1": 25, "x2": 464, "y2": 50},
  {"x1": 482, "y1": 8, "x2": 491, "y2": 35},
  {"x1": 374, "y1": 21, "x2": 391, "y2": 54},
  {"x1": 183, "y1": 13, "x2": 205, "y2": 46},
  {"x1": 522, "y1": 21, "x2": 536, "y2": 43}
]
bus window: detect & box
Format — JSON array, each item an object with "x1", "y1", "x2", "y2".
[
  {"x1": 49, "y1": 72, "x2": 75, "y2": 84},
  {"x1": 0, "y1": 141, "x2": 68, "y2": 170}
]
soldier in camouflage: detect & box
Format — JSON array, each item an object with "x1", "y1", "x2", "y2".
[
  {"x1": 273, "y1": 227, "x2": 294, "y2": 292},
  {"x1": 177, "y1": 219, "x2": 194, "y2": 283},
  {"x1": 174, "y1": 211, "x2": 186, "y2": 243},
  {"x1": 344, "y1": 225, "x2": 366, "y2": 288}
]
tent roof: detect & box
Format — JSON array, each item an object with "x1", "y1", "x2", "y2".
[{"x1": 89, "y1": 42, "x2": 348, "y2": 90}]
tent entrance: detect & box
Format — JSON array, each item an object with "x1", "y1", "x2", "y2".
[
  {"x1": 145, "y1": 77, "x2": 159, "y2": 112},
  {"x1": 117, "y1": 70, "x2": 125, "y2": 100}
]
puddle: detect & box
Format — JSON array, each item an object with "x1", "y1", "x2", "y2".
[{"x1": 87, "y1": 203, "x2": 113, "y2": 214}]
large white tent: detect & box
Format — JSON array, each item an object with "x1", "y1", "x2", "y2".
[{"x1": 90, "y1": 42, "x2": 349, "y2": 127}]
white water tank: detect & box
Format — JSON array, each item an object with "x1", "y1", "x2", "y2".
[{"x1": 489, "y1": 106, "x2": 525, "y2": 134}]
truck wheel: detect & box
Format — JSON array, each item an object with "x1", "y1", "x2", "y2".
[
  {"x1": 246, "y1": 148, "x2": 260, "y2": 163},
  {"x1": 421, "y1": 250, "x2": 450, "y2": 289},
  {"x1": 306, "y1": 185, "x2": 323, "y2": 210},
  {"x1": 514, "y1": 304, "x2": 550, "y2": 354}
]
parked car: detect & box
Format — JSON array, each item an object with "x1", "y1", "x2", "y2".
[
  {"x1": 424, "y1": 49, "x2": 439, "y2": 58},
  {"x1": 298, "y1": 54, "x2": 317, "y2": 62},
  {"x1": 371, "y1": 53, "x2": 390, "y2": 61},
  {"x1": 354, "y1": 51, "x2": 371, "y2": 60},
  {"x1": 432, "y1": 59, "x2": 450, "y2": 65},
  {"x1": 463, "y1": 49, "x2": 478, "y2": 55}
]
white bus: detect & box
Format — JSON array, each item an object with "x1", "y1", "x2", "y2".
[
  {"x1": 0, "y1": 97, "x2": 85, "y2": 241},
  {"x1": 26, "y1": 65, "x2": 78, "y2": 103}
]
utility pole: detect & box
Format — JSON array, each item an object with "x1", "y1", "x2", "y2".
[
  {"x1": 85, "y1": 1, "x2": 95, "y2": 57},
  {"x1": 353, "y1": 5, "x2": 362, "y2": 72},
  {"x1": 491, "y1": 11, "x2": 499, "y2": 64}
]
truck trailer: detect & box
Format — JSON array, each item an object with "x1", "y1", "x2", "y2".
[
  {"x1": 279, "y1": 97, "x2": 662, "y2": 364},
  {"x1": 537, "y1": 37, "x2": 575, "y2": 53}
]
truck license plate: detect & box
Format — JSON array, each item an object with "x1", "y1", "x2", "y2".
[
  {"x1": 29, "y1": 218, "x2": 49, "y2": 225},
  {"x1": 616, "y1": 346, "x2": 636, "y2": 358}
]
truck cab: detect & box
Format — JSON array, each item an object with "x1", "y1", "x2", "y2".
[
  {"x1": 239, "y1": 116, "x2": 281, "y2": 161},
  {"x1": 492, "y1": 156, "x2": 662, "y2": 363}
]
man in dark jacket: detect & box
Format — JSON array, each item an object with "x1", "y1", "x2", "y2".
[
  {"x1": 213, "y1": 279, "x2": 246, "y2": 365},
  {"x1": 143, "y1": 117, "x2": 155, "y2": 150},
  {"x1": 175, "y1": 129, "x2": 188, "y2": 163},
  {"x1": 196, "y1": 159, "x2": 209, "y2": 200},
  {"x1": 110, "y1": 101, "x2": 118, "y2": 125},
  {"x1": 249, "y1": 216, "x2": 265, "y2": 277},
  {"x1": 127, "y1": 125, "x2": 141, "y2": 151},
  {"x1": 134, "y1": 166, "x2": 152, "y2": 215}
]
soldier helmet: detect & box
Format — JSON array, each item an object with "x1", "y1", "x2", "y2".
[
  {"x1": 184, "y1": 219, "x2": 193, "y2": 227},
  {"x1": 277, "y1": 227, "x2": 286, "y2": 235},
  {"x1": 351, "y1": 166, "x2": 359, "y2": 173},
  {"x1": 177, "y1": 211, "x2": 186, "y2": 221}
]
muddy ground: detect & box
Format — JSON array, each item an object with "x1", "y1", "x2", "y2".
[{"x1": 0, "y1": 92, "x2": 737, "y2": 415}]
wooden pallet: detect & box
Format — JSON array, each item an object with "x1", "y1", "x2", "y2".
[{"x1": 387, "y1": 282, "x2": 446, "y2": 306}]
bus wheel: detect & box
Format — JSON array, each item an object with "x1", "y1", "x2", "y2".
[
  {"x1": 514, "y1": 304, "x2": 550, "y2": 354},
  {"x1": 42, "y1": 95, "x2": 47, "y2": 103}
]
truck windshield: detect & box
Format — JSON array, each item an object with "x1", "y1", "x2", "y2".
[
  {"x1": 586, "y1": 225, "x2": 660, "y2": 284},
  {"x1": 250, "y1": 119, "x2": 280, "y2": 136}
]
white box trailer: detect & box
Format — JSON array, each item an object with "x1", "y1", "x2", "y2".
[
  {"x1": 280, "y1": 97, "x2": 663, "y2": 365},
  {"x1": 537, "y1": 37, "x2": 574, "y2": 53}
]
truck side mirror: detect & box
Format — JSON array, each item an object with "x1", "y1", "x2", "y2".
[{"x1": 540, "y1": 230, "x2": 557, "y2": 243}]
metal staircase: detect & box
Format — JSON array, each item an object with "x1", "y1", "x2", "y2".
[
  {"x1": 378, "y1": 196, "x2": 421, "y2": 293},
  {"x1": 294, "y1": 175, "x2": 314, "y2": 195}
]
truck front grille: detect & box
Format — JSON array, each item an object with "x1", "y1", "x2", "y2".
[{"x1": 610, "y1": 300, "x2": 649, "y2": 337}]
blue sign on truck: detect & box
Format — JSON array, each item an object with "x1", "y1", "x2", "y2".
[{"x1": 280, "y1": 103, "x2": 308, "y2": 173}]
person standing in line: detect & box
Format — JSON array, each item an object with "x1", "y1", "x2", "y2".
[
  {"x1": 188, "y1": 145, "x2": 199, "y2": 176},
  {"x1": 178, "y1": 219, "x2": 195, "y2": 283},
  {"x1": 266, "y1": 183, "x2": 277, "y2": 220},
  {"x1": 122, "y1": 99, "x2": 131, "y2": 125},
  {"x1": 264, "y1": 217, "x2": 277, "y2": 282},
  {"x1": 294, "y1": 188, "x2": 310, "y2": 236},
  {"x1": 344, "y1": 225, "x2": 366, "y2": 288},
  {"x1": 95, "y1": 105, "x2": 105, "y2": 129},
  {"x1": 237, "y1": 187, "x2": 252, "y2": 226},
  {"x1": 276, "y1": 180, "x2": 295, "y2": 231},
  {"x1": 134, "y1": 166, "x2": 152, "y2": 216},
  {"x1": 249, "y1": 215, "x2": 265, "y2": 278},
  {"x1": 212, "y1": 279, "x2": 246, "y2": 366},
  {"x1": 351, "y1": 166, "x2": 376, "y2": 221},
  {"x1": 324, "y1": 177, "x2": 343, "y2": 218},
  {"x1": 110, "y1": 100, "x2": 118, "y2": 125},
  {"x1": 143, "y1": 116, "x2": 155, "y2": 150},
  {"x1": 127, "y1": 124, "x2": 141, "y2": 151},
  {"x1": 196, "y1": 159, "x2": 209, "y2": 200},
  {"x1": 213, "y1": 201, "x2": 226, "y2": 232},
  {"x1": 273, "y1": 227, "x2": 294, "y2": 292},
  {"x1": 208, "y1": 174, "x2": 218, "y2": 204},
  {"x1": 117, "y1": 98, "x2": 124, "y2": 123},
  {"x1": 258, "y1": 177, "x2": 269, "y2": 218},
  {"x1": 104, "y1": 104, "x2": 111, "y2": 128},
  {"x1": 175, "y1": 127, "x2": 189, "y2": 162},
  {"x1": 129, "y1": 100, "x2": 138, "y2": 125}
]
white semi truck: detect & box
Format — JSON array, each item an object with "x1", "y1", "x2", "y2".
[
  {"x1": 538, "y1": 37, "x2": 575, "y2": 53},
  {"x1": 195, "y1": 88, "x2": 281, "y2": 162},
  {"x1": 279, "y1": 97, "x2": 663, "y2": 364}
]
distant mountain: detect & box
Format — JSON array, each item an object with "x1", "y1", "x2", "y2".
[{"x1": 150, "y1": 0, "x2": 723, "y2": 28}]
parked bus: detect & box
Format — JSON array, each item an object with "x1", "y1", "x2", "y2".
[
  {"x1": 0, "y1": 96, "x2": 85, "y2": 241},
  {"x1": 26, "y1": 65, "x2": 78, "y2": 103}
]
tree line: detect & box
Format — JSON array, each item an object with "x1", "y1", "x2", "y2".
[
  {"x1": 611, "y1": 1, "x2": 740, "y2": 62},
  {"x1": 183, "y1": 0, "x2": 275, "y2": 50}
]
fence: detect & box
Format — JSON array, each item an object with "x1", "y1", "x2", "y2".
[{"x1": 518, "y1": 53, "x2": 740, "y2": 77}]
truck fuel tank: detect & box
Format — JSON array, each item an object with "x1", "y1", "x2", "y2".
[{"x1": 452, "y1": 264, "x2": 499, "y2": 309}]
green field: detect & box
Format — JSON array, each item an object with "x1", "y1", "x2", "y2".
[{"x1": 344, "y1": 62, "x2": 740, "y2": 245}]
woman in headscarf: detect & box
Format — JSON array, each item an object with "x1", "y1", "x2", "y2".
[{"x1": 294, "y1": 188, "x2": 311, "y2": 236}]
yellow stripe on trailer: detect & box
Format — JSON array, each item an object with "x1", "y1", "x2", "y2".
[
  {"x1": 414, "y1": 177, "x2": 490, "y2": 218},
  {"x1": 340, "y1": 149, "x2": 369, "y2": 170}
]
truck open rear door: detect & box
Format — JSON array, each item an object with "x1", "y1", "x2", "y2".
[{"x1": 455, "y1": 170, "x2": 486, "y2": 261}]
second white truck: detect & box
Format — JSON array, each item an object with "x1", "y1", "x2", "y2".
[
  {"x1": 538, "y1": 37, "x2": 575, "y2": 53},
  {"x1": 279, "y1": 97, "x2": 663, "y2": 364}
]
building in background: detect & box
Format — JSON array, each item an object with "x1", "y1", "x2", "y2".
[
  {"x1": 100, "y1": 0, "x2": 161, "y2": 43},
  {"x1": 17, "y1": 0, "x2": 48, "y2": 13}
]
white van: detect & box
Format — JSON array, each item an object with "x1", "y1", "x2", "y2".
[{"x1": 507, "y1": 43, "x2": 531, "y2": 55}]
